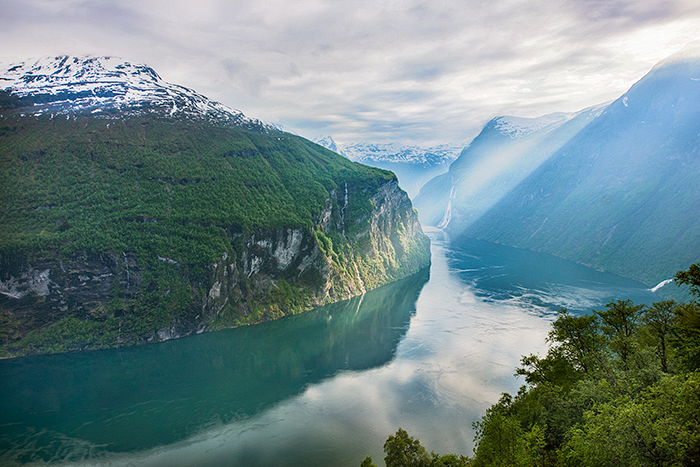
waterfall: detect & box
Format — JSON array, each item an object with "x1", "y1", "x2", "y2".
[
  {"x1": 341, "y1": 182, "x2": 349, "y2": 237},
  {"x1": 117, "y1": 318, "x2": 122, "y2": 349},
  {"x1": 354, "y1": 292, "x2": 365, "y2": 314},
  {"x1": 123, "y1": 252, "x2": 130, "y2": 296},
  {"x1": 437, "y1": 185, "x2": 455, "y2": 229},
  {"x1": 353, "y1": 261, "x2": 366, "y2": 295},
  {"x1": 650, "y1": 278, "x2": 673, "y2": 293}
]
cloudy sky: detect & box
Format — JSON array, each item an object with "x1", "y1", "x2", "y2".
[{"x1": 1, "y1": 0, "x2": 699, "y2": 146}]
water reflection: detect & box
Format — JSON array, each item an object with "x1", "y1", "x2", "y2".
[
  {"x1": 0, "y1": 229, "x2": 663, "y2": 467},
  {"x1": 447, "y1": 236, "x2": 660, "y2": 315},
  {"x1": 0, "y1": 269, "x2": 429, "y2": 464},
  {"x1": 62, "y1": 230, "x2": 555, "y2": 467}
]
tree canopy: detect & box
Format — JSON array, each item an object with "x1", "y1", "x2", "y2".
[{"x1": 364, "y1": 263, "x2": 700, "y2": 466}]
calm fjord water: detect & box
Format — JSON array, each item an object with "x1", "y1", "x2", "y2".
[{"x1": 0, "y1": 228, "x2": 661, "y2": 466}]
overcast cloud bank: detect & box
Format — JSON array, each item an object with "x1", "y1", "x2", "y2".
[{"x1": 2, "y1": 0, "x2": 699, "y2": 145}]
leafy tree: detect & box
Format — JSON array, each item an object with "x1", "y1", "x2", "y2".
[
  {"x1": 430, "y1": 453, "x2": 471, "y2": 466},
  {"x1": 675, "y1": 264, "x2": 700, "y2": 297},
  {"x1": 564, "y1": 372, "x2": 700, "y2": 466},
  {"x1": 642, "y1": 300, "x2": 676, "y2": 373},
  {"x1": 371, "y1": 428, "x2": 470, "y2": 467},
  {"x1": 384, "y1": 428, "x2": 432, "y2": 467},
  {"x1": 595, "y1": 300, "x2": 644, "y2": 371},
  {"x1": 472, "y1": 394, "x2": 526, "y2": 466},
  {"x1": 671, "y1": 301, "x2": 700, "y2": 372},
  {"x1": 547, "y1": 310, "x2": 603, "y2": 379}
]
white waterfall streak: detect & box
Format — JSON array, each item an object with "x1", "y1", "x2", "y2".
[
  {"x1": 437, "y1": 185, "x2": 455, "y2": 229},
  {"x1": 650, "y1": 278, "x2": 673, "y2": 292}
]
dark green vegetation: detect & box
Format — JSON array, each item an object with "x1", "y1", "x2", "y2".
[
  {"x1": 468, "y1": 265, "x2": 700, "y2": 466},
  {"x1": 361, "y1": 428, "x2": 469, "y2": 467},
  {"x1": 0, "y1": 111, "x2": 430, "y2": 357},
  {"x1": 0, "y1": 113, "x2": 381, "y2": 253},
  {"x1": 365, "y1": 264, "x2": 700, "y2": 466}
]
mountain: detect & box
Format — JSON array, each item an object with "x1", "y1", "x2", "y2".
[
  {"x1": 0, "y1": 55, "x2": 273, "y2": 130},
  {"x1": 314, "y1": 135, "x2": 342, "y2": 154},
  {"x1": 313, "y1": 137, "x2": 461, "y2": 198},
  {"x1": 413, "y1": 106, "x2": 606, "y2": 228},
  {"x1": 460, "y1": 44, "x2": 700, "y2": 289},
  {"x1": 0, "y1": 56, "x2": 430, "y2": 357}
]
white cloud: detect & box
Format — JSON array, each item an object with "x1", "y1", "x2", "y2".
[{"x1": 1, "y1": 0, "x2": 700, "y2": 145}]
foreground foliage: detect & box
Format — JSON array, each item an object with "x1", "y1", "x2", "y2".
[
  {"x1": 471, "y1": 265, "x2": 700, "y2": 466},
  {"x1": 361, "y1": 428, "x2": 469, "y2": 467},
  {"x1": 366, "y1": 265, "x2": 700, "y2": 466}
]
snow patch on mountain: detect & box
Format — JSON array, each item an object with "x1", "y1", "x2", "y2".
[
  {"x1": 313, "y1": 137, "x2": 461, "y2": 167},
  {"x1": 0, "y1": 55, "x2": 271, "y2": 130},
  {"x1": 313, "y1": 136, "x2": 462, "y2": 198},
  {"x1": 652, "y1": 40, "x2": 700, "y2": 69},
  {"x1": 314, "y1": 135, "x2": 341, "y2": 154},
  {"x1": 490, "y1": 104, "x2": 608, "y2": 140},
  {"x1": 493, "y1": 112, "x2": 574, "y2": 138}
]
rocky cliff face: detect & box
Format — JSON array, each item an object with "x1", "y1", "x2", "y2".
[
  {"x1": 204, "y1": 177, "x2": 429, "y2": 329},
  {"x1": 0, "y1": 175, "x2": 429, "y2": 356}
]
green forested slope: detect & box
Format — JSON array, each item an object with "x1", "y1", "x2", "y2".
[
  {"x1": 0, "y1": 111, "x2": 430, "y2": 356},
  {"x1": 0, "y1": 113, "x2": 389, "y2": 259}
]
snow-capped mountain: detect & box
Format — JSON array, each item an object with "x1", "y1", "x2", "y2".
[
  {"x1": 313, "y1": 136, "x2": 462, "y2": 198},
  {"x1": 314, "y1": 135, "x2": 342, "y2": 154},
  {"x1": 316, "y1": 137, "x2": 461, "y2": 166},
  {"x1": 0, "y1": 55, "x2": 270, "y2": 130}
]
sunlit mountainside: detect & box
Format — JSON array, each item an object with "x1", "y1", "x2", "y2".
[
  {"x1": 413, "y1": 105, "x2": 606, "y2": 228},
  {"x1": 417, "y1": 43, "x2": 700, "y2": 294}
]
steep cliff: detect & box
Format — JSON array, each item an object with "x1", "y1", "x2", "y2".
[
  {"x1": 0, "y1": 174, "x2": 428, "y2": 356},
  {"x1": 0, "y1": 57, "x2": 430, "y2": 357}
]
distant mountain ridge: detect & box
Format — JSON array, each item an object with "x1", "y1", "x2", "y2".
[
  {"x1": 313, "y1": 136, "x2": 462, "y2": 198},
  {"x1": 419, "y1": 43, "x2": 700, "y2": 291},
  {"x1": 491, "y1": 112, "x2": 579, "y2": 138},
  {"x1": 413, "y1": 105, "x2": 606, "y2": 228}
]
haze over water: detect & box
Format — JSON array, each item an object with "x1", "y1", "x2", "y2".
[{"x1": 0, "y1": 228, "x2": 662, "y2": 467}]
